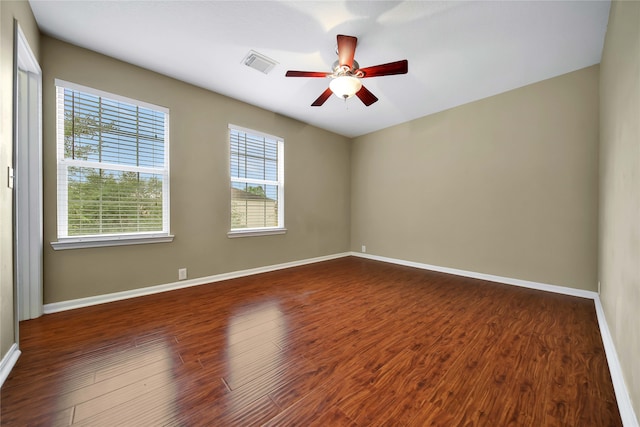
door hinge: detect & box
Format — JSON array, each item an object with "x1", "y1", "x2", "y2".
[{"x1": 8, "y1": 166, "x2": 15, "y2": 189}]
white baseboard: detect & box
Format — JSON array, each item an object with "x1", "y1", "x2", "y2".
[
  {"x1": 350, "y1": 252, "x2": 598, "y2": 299},
  {"x1": 350, "y1": 251, "x2": 637, "y2": 426},
  {"x1": 594, "y1": 296, "x2": 639, "y2": 427},
  {"x1": 43, "y1": 252, "x2": 351, "y2": 314},
  {"x1": 0, "y1": 344, "x2": 21, "y2": 388}
]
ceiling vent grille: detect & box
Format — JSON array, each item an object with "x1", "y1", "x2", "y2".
[{"x1": 243, "y1": 50, "x2": 278, "y2": 74}]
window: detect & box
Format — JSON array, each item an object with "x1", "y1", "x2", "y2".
[
  {"x1": 53, "y1": 80, "x2": 172, "y2": 249},
  {"x1": 229, "y1": 124, "x2": 284, "y2": 237}
]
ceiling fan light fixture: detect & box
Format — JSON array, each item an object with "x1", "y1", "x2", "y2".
[{"x1": 329, "y1": 75, "x2": 362, "y2": 99}]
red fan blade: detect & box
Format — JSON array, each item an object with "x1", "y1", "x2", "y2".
[
  {"x1": 286, "y1": 70, "x2": 329, "y2": 78},
  {"x1": 359, "y1": 60, "x2": 408, "y2": 78},
  {"x1": 355, "y1": 85, "x2": 378, "y2": 106},
  {"x1": 311, "y1": 87, "x2": 334, "y2": 106},
  {"x1": 337, "y1": 34, "x2": 357, "y2": 69}
]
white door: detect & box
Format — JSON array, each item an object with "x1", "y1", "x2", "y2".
[{"x1": 14, "y1": 24, "x2": 43, "y2": 322}]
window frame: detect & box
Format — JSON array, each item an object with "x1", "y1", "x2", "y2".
[
  {"x1": 51, "y1": 79, "x2": 173, "y2": 250},
  {"x1": 228, "y1": 124, "x2": 285, "y2": 238}
]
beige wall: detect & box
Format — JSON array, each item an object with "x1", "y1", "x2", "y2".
[
  {"x1": 0, "y1": 0, "x2": 39, "y2": 366},
  {"x1": 41, "y1": 36, "x2": 351, "y2": 303},
  {"x1": 599, "y1": 0, "x2": 640, "y2": 418},
  {"x1": 351, "y1": 65, "x2": 599, "y2": 291},
  {"x1": 6, "y1": 7, "x2": 638, "y2": 418}
]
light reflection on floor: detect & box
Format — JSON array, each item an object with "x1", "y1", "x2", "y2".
[
  {"x1": 54, "y1": 337, "x2": 179, "y2": 424},
  {"x1": 225, "y1": 301, "x2": 287, "y2": 412}
]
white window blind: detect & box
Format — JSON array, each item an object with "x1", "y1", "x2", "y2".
[
  {"x1": 55, "y1": 80, "x2": 170, "y2": 242},
  {"x1": 229, "y1": 124, "x2": 284, "y2": 232}
]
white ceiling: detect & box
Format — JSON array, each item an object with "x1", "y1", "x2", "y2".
[{"x1": 29, "y1": 0, "x2": 610, "y2": 138}]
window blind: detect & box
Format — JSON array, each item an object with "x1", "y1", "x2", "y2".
[
  {"x1": 229, "y1": 125, "x2": 284, "y2": 230},
  {"x1": 56, "y1": 80, "x2": 170, "y2": 239}
]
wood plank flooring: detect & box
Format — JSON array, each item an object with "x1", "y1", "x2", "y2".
[{"x1": 0, "y1": 257, "x2": 622, "y2": 426}]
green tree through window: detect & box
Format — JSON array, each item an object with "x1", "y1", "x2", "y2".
[{"x1": 56, "y1": 81, "x2": 169, "y2": 239}]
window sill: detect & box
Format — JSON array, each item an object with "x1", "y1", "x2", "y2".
[
  {"x1": 227, "y1": 228, "x2": 287, "y2": 238},
  {"x1": 51, "y1": 234, "x2": 174, "y2": 250}
]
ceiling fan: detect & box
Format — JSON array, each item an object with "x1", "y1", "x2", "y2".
[{"x1": 286, "y1": 34, "x2": 408, "y2": 107}]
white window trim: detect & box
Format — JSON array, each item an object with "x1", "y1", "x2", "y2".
[
  {"x1": 51, "y1": 233, "x2": 174, "y2": 251},
  {"x1": 228, "y1": 124, "x2": 285, "y2": 237},
  {"x1": 227, "y1": 228, "x2": 287, "y2": 238},
  {"x1": 52, "y1": 80, "x2": 172, "y2": 249}
]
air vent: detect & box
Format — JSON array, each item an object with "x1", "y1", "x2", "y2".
[{"x1": 243, "y1": 50, "x2": 278, "y2": 74}]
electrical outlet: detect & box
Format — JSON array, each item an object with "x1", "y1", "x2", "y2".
[
  {"x1": 361, "y1": 245, "x2": 366, "y2": 253},
  {"x1": 178, "y1": 268, "x2": 187, "y2": 280}
]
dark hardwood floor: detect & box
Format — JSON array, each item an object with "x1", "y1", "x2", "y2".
[{"x1": 1, "y1": 257, "x2": 621, "y2": 426}]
